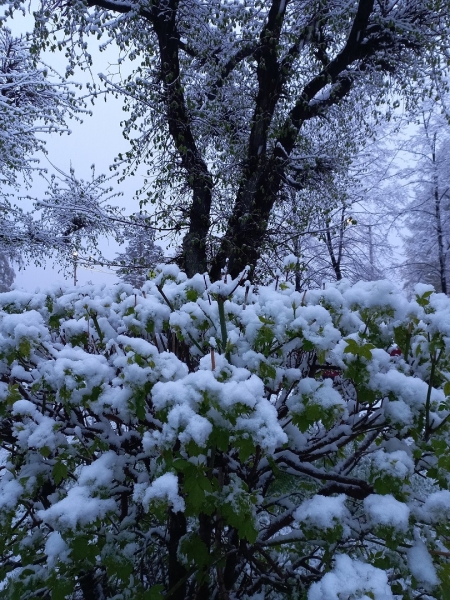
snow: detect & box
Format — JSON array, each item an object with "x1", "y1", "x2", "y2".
[
  {"x1": 37, "y1": 453, "x2": 122, "y2": 528},
  {"x1": 44, "y1": 531, "x2": 69, "y2": 567},
  {"x1": 421, "y1": 490, "x2": 450, "y2": 522},
  {"x1": 288, "y1": 377, "x2": 345, "y2": 413},
  {"x1": 0, "y1": 310, "x2": 49, "y2": 352},
  {"x1": 78, "y1": 451, "x2": 120, "y2": 488},
  {"x1": 134, "y1": 472, "x2": 185, "y2": 513},
  {"x1": 364, "y1": 494, "x2": 410, "y2": 531},
  {"x1": 38, "y1": 485, "x2": 117, "y2": 529},
  {"x1": 370, "y1": 369, "x2": 444, "y2": 412},
  {"x1": 294, "y1": 495, "x2": 349, "y2": 531},
  {"x1": 308, "y1": 554, "x2": 394, "y2": 600},
  {"x1": 0, "y1": 474, "x2": 23, "y2": 511},
  {"x1": 384, "y1": 399, "x2": 413, "y2": 426},
  {"x1": 407, "y1": 540, "x2": 439, "y2": 588},
  {"x1": 372, "y1": 449, "x2": 414, "y2": 479}
]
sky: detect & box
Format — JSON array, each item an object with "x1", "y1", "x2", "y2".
[{"x1": 7, "y1": 7, "x2": 154, "y2": 290}]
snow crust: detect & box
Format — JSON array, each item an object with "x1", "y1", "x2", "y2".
[{"x1": 134, "y1": 472, "x2": 185, "y2": 513}]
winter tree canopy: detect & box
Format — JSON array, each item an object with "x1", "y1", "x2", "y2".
[
  {"x1": 1, "y1": 270, "x2": 450, "y2": 598},
  {"x1": 0, "y1": 28, "x2": 78, "y2": 255},
  {"x1": 5, "y1": 0, "x2": 447, "y2": 278}
]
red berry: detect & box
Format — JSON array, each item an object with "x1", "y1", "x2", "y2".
[
  {"x1": 390, "y1": 347, "x2": 402, "y2": 357},
  {"x1": 322, "y1": 370, "x2": 340, "y2": 379}
]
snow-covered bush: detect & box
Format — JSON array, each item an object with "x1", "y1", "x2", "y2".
[{"x1": 1, "y1": 270, "x2": 450, "y2": 599}]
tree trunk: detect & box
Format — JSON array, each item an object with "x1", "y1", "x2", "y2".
[
  {"x1": 325, "y1": 219, "x2": 343, "y2": 281},
  {"x1": 432, "y1": 134, "x2": 447, "y2": 294},
  {"x1": 153, "y1": 0, "x2": 213, "y2": 277},
  {"x1": 168, "y1": 510, "x2": 188, "y2": 600}
]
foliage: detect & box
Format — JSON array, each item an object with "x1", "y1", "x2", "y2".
[
  {"x1": 0, "y1": 28, "x2": 76, "y2": 190},
  {"x1": 0, "y1": 28, "x2": 86, "y2": 259},
  {"x1": 33, "y1": 164, "x2": 129, "y2": 271},
  {"x1": 1, "y1": 268, "x2": 450, "y2": 598},
  {"x1": 13, "y1": 0, "x2": 450, "y2": 277}
]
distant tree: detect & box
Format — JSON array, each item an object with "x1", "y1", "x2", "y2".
[
  {"x1": 400, "y1": 112, "x2": 450, "y2": 294},
  {"x1": 0, "y1": 28, "x2": 79, "y2": 256},
  {"x1": 34, "y1": 164, "x2": 128, "y2": 271},
  {"x1": 259, "y1": 134, "x2": 396, "y2": 288},
  {"x1": 0, "y1": 252, "x2": 15, "y2": 292},
  {"x1": 116, "y1": 213, "x2": 164, "y2": 288},
  {"x1": 0, "y1": 29, "x2": 75, "y2": 189}
]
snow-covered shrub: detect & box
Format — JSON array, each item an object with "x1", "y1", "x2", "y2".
[{"x1": 1, "y1": 270, "x2": 450, "y2": 599}]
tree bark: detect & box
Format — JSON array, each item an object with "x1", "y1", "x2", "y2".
[
  {"x1": 167, "y1": 510, "x2": 188, "y2": 600},
  {"x1": 432, "y1": 133, "x2": 447, "y2": 294}
]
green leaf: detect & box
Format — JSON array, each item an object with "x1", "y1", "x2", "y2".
[
  {"x1": 105, "y1": 555, "x2": 133, "y2": 581},
  {"x1": 238, "y1": 518, "x2": 257, "y2": 544},
  {"x1": 179, "y1": 534, "x2": 209, "y2": 568},
  {"x1": 343, "y1": 338, "x2": 374, "y2": 360},
  {"x1": 258, "y1": 315, "x2": 275, "y2": 325},
  {"x1": 71, "y1": 536, "x2": 98, "y2": 564},
  {"x1": 145, "y1": 584, "x2": 165, "y2": 599},
  {"x1": 6, "y1": 383, "x2": 21, "y2": 405},
  {"x1": 51, "y1": 577, "x2": 72, "y2": 600},
  {"x1": 49, "y1": 314, "x2": 63, "y2": 329},
  {"x1": 52, "y1": 461, "x2": 68, "y2": 485},
  {"x1": 186, "y1": 288, "x2": 199, "y2": 302},
  {"x1": 416, "y1": 290, "x2": 433, "y2": 307},
  {"x1": 302, "y1": 340, "x2": 314, "y2": 352},
  {"x1": 39, "y1": 446, "x2": 51, "y2": 458},
  {"x1": 258, "y1": 361, "x2": 276, "y2": 381},
  {"x1": 438, "y1": 455, "x2": 450, "y2": 470},
  {"x1": 18, "y1": 338, "x2": 31, "y2": 358},
  {"x1": 237, "y1": 437, "x2": 254, "y2": 462},
  {"x1": 214, "y1": 428, "x2": 229, "y2": 452},
  {"x1": 184, "y1": 471, "x2": 207, "y2": 512}
]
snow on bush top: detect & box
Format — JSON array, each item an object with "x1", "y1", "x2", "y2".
[{"x1": 1, "y1": 266, "x2": 450, "y2": 599}]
